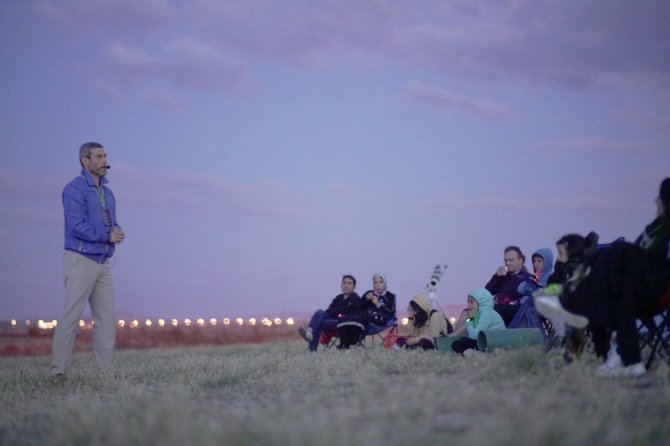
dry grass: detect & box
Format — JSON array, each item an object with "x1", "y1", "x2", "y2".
[{"x1": 1, "y1": 342, "x2": 669, "y2": 446}]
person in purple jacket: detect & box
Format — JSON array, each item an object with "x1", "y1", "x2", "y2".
[{"x1": 50, "y1": 142, "x2": 125, "y2": 378}]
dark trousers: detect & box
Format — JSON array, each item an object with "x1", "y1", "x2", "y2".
[
  {"x1": 494, "y1": 303, "x2": 519, "y2": 327},
  {"x1": 562, "y1": 242, "x2": 661, "y2": 366},
  {"x1": 451, "y1": 336, "x2": 478, "y2": 354}
]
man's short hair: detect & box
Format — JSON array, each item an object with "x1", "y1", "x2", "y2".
[
  {"x1": 504, "y1": 245, "x2": 526, "y2": 263},
  {"x1": 79, "y1": 142, "x2": 104, "y2": 165},
  {"x1": 342, "y1": 274, "x2": 357, "y2": 286}
]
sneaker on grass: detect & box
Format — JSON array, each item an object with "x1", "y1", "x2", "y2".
[
  {"x1": 595, "y1": 361, "x2": 646, "y2": 378},
  {"x1": 535, "y1": 296, "x2": 589, "y2": 329},
  {"x1": 298, "y1": 326, "x2": 313, "y2": 342}
]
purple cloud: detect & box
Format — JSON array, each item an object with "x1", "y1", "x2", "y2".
[{"x1": 33, "y1": 1, "x2": 670, "y2": 95}]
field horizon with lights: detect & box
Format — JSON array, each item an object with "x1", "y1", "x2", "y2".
[{"x1": 0, "y1": 312, "x2": 420, "y2": 358}]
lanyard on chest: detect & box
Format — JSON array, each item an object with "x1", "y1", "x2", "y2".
[{"x1": 82, "y1": 175, "x2": 106, "y2": 209}]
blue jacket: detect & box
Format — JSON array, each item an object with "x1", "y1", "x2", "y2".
[
  {"x1": 466, "y1": 288, "x2": 506, "y2": 340},
  {"x1": 63, "y1": 169, "x2": 118, "y2": 263},
  {"x1": 517, "y1": 247, "x2": 554, "y2": 296}
]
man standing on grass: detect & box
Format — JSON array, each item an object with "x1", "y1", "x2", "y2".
[{"x1": 50, "y1": 142, "x2": 125, "y2": 377}]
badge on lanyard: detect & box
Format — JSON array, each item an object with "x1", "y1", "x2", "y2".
[{"x1": 102, "y1": 209, "x2": 112, "y2": 227}]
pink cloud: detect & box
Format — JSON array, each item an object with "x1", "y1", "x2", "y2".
[
  {"x1": 110, "y1": 164, "x2": 314, "y2": 221},
  {"x1": 539, "y1": 137, "x2": 656, "y2": 154},
  {"x1": 405, "y1": 80, "x2": 510, "y2": 119},
  {"x1": 104, "y1": 39, "x2": 251, "y2": 93}
]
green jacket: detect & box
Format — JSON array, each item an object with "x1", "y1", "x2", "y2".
[{"x1": 466, "y1": 288, "x2": 505, "y2": 340}]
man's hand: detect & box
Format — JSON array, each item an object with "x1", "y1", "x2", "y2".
[
  {"x1": 496, "y1": 265, "x2": 508, "y2": 276},
  {"x1": 108, "y1": 227, "x2": 125, "y2": 244}
]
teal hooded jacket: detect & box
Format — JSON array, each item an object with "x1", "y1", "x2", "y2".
[{"x1": 466, "y1": 288, "x2": 506, "y2": 340}]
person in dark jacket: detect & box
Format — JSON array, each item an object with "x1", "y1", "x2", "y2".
[
  {"x1": 335, "y1": 273, "x2": 396, "y2": 349},
  {"x1": 537, "y1": 178, "x2": 670, "y2": 378},
  {"x1": 486, "y1": 245, "x2": 533, "y2": 326},
  {"x1": 298, "y1": 275, "x2": 362, "y2": 352}
]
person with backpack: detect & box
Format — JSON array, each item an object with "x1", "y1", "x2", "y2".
[{"x1": 395, "y1": 294, "x2": 450, "y2": 350}]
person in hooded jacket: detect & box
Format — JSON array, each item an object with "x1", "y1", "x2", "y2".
[
  {"x1": 451, "y1": 288, "x2": 506, "y2": 354},
  {"x1": 536, "y1": 178, "x2": 670, "y2": 378},
  {"x1": 395, "y1": 294, "x2": 449, "y2": 350},
  {"x1": 508, "y1": 248, "x2": 554, "y2": 330}
]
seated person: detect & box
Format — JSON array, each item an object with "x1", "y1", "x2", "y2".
[
  {"x1": 298, "y1": 274, "x2": 362, "y2": 352},
  {"x1": 486, "y1": 245, "x2": 533, "y2": 326},
  {"x1": 536, "y1": 177, "x2": 670, "y2": 378},
  {"x1": 451, "y1": 245, "x2": 531, "y2": 333},
  {"x1": 336, "y1": 273, "x2": 396, "y2": 349},
  {"x1": 451, "y1": 288, "x2": 505, "y2": 355},
  {"x1": 395, "y1": 294, "x2": 449, "y2": 350},
  {"x1": 508, "y1": 247, "x2": 554, "y2": 330}
]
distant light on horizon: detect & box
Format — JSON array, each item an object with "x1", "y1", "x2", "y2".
[
  {"x1": 223, "y1": 318, "x2": 231, "y2": 325},
  {"x1": 145, "y1": 319, "x2": 152, "y2": 327},
  {"x1": 78, "y1": 320, "x2": 85, "y2": 328},
  {"x1": 236, "y1": 317, "x2": 243, "y2": 326},
  {"x1": 209, "y1": 318, "x2": 217, "y2": 326},
  {"x1": 158, "y1": 318, "x2": 165, "y2": 327},
  {"x1": 171, "y1": 318, "x2": 179, "y2": 327},
  {"x1": 274, "y1": 318, "x2": 282, "y2": 325},
  {"x1": 401, "y1": 318, "x2": 409, "y2": 325},
  {"x1": 184, "y1": 318, "x2": 192, "y2": 327},
  {"x1": 286, "y1": 318, "x2": 294, "y2": 326},
  {"x1": 118, "y1": 319, "x2": 126, "y2": 327}
]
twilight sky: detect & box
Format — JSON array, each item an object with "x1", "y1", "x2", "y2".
[{"x1": 1, "y1": 1, "x2": 669, "y2": 321}]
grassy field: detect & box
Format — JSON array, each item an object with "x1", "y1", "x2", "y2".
[{"x1": 1, "y1": 341, "x2": 669, "y2": 446}]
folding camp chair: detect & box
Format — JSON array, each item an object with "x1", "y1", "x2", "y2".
[
  {"x1": 362, "y1": 318, "x2": 398, "y2": 347},
  {"x1": 320, "y1": 317, "x2": 398, "y2": 349},
  {"x1": 639, "y1": 288, "x2": 670, "y2": 369}
]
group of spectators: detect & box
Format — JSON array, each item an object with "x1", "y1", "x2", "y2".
[{"x1": 298, "y1": 178, "x2": 670, "y2": 379}]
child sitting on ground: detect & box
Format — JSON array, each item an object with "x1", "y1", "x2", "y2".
[{"x1": 451, "y1": 288, "x2": 505, "y2": 355}]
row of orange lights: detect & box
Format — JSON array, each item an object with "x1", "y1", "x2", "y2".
[
  {"x1": 9, "y1": 317, "x2": 419, "y2": 330},
  {"x1": 8, "y1": 317, "x2": 296, "y2": 330}
]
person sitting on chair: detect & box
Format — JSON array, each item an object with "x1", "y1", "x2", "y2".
[
  {"x1": 536, "y1": 178, "x2": 670, "y2": 378},
  {"x1": 487, "y1": 245, "x2": 533, "y2": 326},
  {"x1": 298, "y1": 275, "x2": 362, "y2": 352},
  {"x1": 336, "y1": 273, "x2": 396, "y2": 349},
  {"x1": 451, "y1": 246, "x2": 531, "y2": 333},
  {"x1": 508, "y1": 247, "x2": 554, "y2": 330},
  {"x1": 395, "y1": 294, "x2": 449, "y2": 350}
]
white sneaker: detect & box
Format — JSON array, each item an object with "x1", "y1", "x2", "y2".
[
  {"x1": 535, "y1": 296, "x2": 589, "y2": 329},
  {"x1": 596, "y1": 362, "x2": 646, "y2": 378},
  {"x1": 298, "y1": 326, "x2": 313, "y2": 342},
  {"x1": 463, "y1": 348, "x2": 477, "y2": 357},
  {"x1": 597, "y1": 345, "x2": 622, "y2": 375}
]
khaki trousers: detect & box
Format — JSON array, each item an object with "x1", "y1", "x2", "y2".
[{"x1": 50, "y1": 251, "x2": 116, "y2": 375}]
